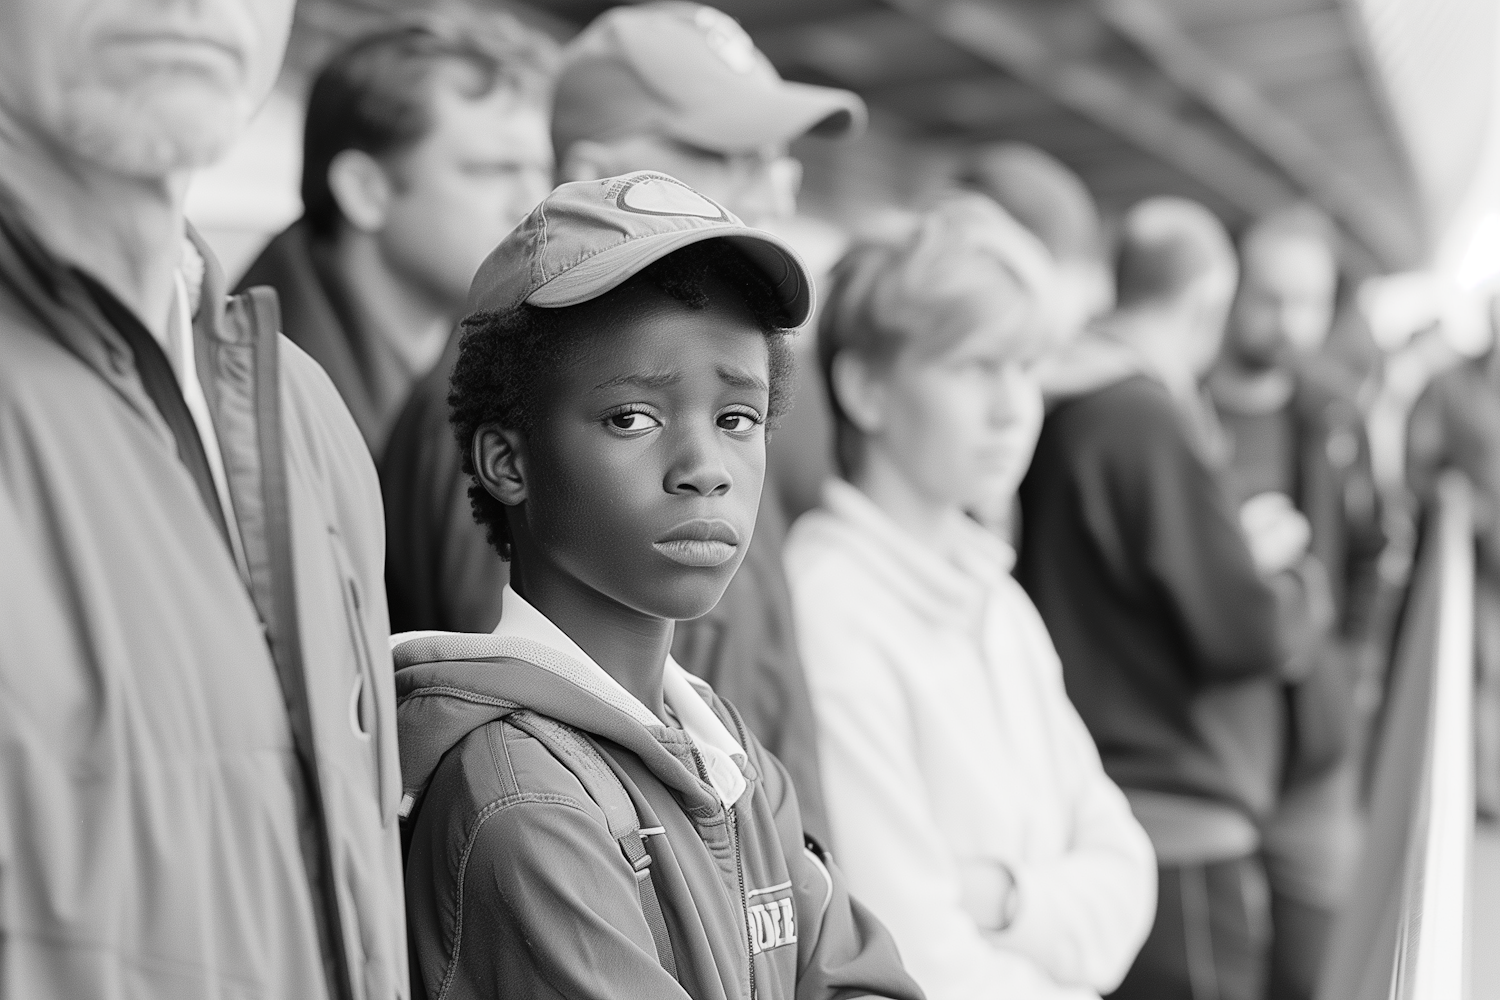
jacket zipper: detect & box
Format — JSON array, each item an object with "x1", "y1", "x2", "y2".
[
  {"x1": 729, "y1": 806, "x2": 756, "y2": 1000},
  {"x1": 715, "y1": 708, "x2": 760, "y2": 998},
  {"x1": 689, "y1": 744, "x2": 756, "y2": 999}
]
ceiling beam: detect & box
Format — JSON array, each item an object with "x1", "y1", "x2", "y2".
[
  {"x1": 1098, "y1": 0, "x2": 1418, "y2": 269},
  {"x1": 874, "y1": 0, "x2": 1293, "y2": 220}
]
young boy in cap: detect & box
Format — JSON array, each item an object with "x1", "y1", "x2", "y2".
[
  {"x1": 396, "y1": 171, "x2": 922, "y2": 1000},
  {"x1": 381, "y1": 2, "x2": 868, "y2": 841}
]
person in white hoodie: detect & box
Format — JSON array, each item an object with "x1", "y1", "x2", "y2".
[{"x1": 785, "y1": 195, "x2": 1157, "y2": 1000}]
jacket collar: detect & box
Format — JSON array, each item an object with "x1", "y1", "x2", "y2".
[
  {"x1": 818, "y1": 478, "x2": 1013, "y2": 628},
  {"x1": 0, "y1": 183, "x2": 229, "y2": 437},
  {"x1": 488, "y1": 586, "x2": 748, "y2": 809}
]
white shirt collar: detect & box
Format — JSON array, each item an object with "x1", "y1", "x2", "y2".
[
  {"x1": 165, "y1": 260, "x2": 248, "y2": 582},
  {"x1": 494, "y1": 586, "x2": 748, "y2": 808},
  {"x1": 820, "y1": 479, "x2": 1015, "y2": 620}
]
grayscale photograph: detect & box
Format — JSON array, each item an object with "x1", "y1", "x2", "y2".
[{"x1": 0, "y1": 0, "x2": 1496, "y2": 997}]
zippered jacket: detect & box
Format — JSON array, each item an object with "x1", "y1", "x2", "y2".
[
  {"x1": 0, "y1": 194, "x2": 407, "y2": 998},
  {"x1": 395, "y1": 630, "x2": 923, "y2": 1000}
]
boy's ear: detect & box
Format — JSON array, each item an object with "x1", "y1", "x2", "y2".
[
  {"x1": 473, "y1": 424, "x2": 529, "y2": 506},
  {"x1": 830, "y1": 350, "x2": 886, "y2": 435}
]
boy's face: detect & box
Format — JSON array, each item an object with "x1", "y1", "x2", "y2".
[
  {"x1": 848, "y1": 282, "x2": 1043, "y2": 515},
  {"x1": 501, "y1": 275, "x2": 770, "y2": 622},
  {"x1": 878, "y1": 324, "x2": 1042, "y2": 513}
]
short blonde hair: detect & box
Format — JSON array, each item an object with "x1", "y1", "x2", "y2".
[{"x1": 818, "y1": 194, "x2": 1055, "y2": 477}]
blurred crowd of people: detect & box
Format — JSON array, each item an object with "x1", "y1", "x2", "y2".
[{"x1": 1, "y1": 1, "x2": 1492, "y2": 1000}]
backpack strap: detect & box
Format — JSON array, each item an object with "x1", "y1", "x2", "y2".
[{"x1": 508, "y1": 712, "x2": 680, "y2": 982}]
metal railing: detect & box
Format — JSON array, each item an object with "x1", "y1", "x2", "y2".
[{"x1": 1320, "y1": 471, "x2": 1475, "y2": 1000}]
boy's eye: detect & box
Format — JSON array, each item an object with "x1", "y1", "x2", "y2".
[
  {"x1": 607, "y1": 410, "x2": 661, "y2": 433},
  {"x1": 717, "y1": 411, "x2": 762, "y2": 433}
]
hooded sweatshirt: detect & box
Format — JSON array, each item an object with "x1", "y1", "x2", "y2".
[
  {"x1": 1016, "y1": 330, "x2": 1287, "y2": 863},
  {"x1": 379, "y1": 351, "x2": 831, "y2": 843},
  {"x1": 786, "y1": 480, "x2": 1156, "y2": 1000},
  {"x1": 395, "y1": 587, "x2": 922, "y2": 1000}
]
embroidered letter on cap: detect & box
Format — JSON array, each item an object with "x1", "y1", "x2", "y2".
[{"x1": 617, "y1": 175, "x2": 729, "y2": 221}]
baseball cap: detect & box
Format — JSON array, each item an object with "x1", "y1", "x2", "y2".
[
  {"x1": 466, "y1": 170, "x2": 815, "y2": 327},
  {"x1": 552, "y1": 2, "x2": 868, "y2": 157}
]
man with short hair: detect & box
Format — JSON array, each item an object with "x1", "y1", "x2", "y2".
[
  {"x1": 1017, "y1": 198, "x2": 1319, "y2": 1000},
  {"x1": 0, "y1": 0, "x2": 405, "y2": 996},
  {"x1": 381, "y1": 1, "x2": 866, "y2": 840},
  {"x1": 238, "y1": 14, "x2": 555, "y2": 462},
  {"x1": 1208, "y1": 205, "x2": 1384, "y2": 1000}
]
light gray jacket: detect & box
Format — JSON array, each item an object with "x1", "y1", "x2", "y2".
[{"x1": 0, "y1": 198, "x2": 406, "y2": 999}]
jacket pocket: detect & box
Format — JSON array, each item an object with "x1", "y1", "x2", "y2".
[{"x1": 327, "y1": 527, "x2": 393, "y2": 822}]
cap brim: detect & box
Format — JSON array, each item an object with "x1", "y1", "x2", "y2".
[
  {"x1": 525, "y1": 226, "x2": 815, "y2": 328},
  {"x1": 668, "y1": 81, "x2": 868, "y2": 154}
]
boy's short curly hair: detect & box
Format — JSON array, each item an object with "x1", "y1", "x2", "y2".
[{"x1": 449, "y1": 240, "x2": 797, "y2": 560}]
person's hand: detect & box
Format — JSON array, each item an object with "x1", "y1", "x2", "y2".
[
  {"x1": 1240, "y1": 491, "x2": 1311, "y2": 576},
  {"x1": 1268, "y1": 555, "x2": 1338, "y2": 682},
  {"x1": 958, "y1": 858, "x2": 1021, "y2": 932}
]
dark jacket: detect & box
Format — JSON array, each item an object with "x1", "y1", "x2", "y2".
[
  {"x1": 1210, "y1": 361, "x2": 1387, "y2": 785},
  {"x1": 394, "y1": 633, "x2": 923, "y2": 1000},
  {"x1": 1210, "y1": 360, "x2": 1384, "y2": 643},
  {"x1": 379, "y1": 351, "x2": 831, "y2": 839},
  {"x1": 1291, "y1": 364, "x2": 1385, "y2": 643},
  {"x1": 0, "y1": 202, "x2": 406, "y2": 997},
  {"x1": 237, "y1": 219, "x2": 414, "y2": 462},
  {"x1": 1016, "y1": 372, "x2": 1287, "y2": 826}
]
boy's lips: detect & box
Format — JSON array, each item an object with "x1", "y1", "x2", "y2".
[{"x1": 653, "y1": 518, "x2": 741, "y2": 568}]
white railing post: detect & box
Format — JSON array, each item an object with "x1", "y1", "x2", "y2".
[{"x1": 1400, "y1": 470, "x2": 1476, "y2": 1000}]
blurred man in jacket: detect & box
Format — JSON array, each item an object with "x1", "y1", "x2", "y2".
[
  {"x1": 0, "y1": 0, "x2": 406, "y2": 995},
  {"x1": 237, "y1": 14, "x2": 555, "y2": 463},
  {"x1": 1018, "y1": 199, "x2": 1324, "y2": 1000},
  {"x1": 1207, "y1": 206, "x2": 1385, "y2": 1000}
]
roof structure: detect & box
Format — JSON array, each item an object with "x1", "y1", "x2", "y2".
[{"x1": 288, "y1": 0, "x2": 1497, "y2": 274}]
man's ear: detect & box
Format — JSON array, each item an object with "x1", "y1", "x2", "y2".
[
  {"x1": 326, "y1": 148, "x2": 393, "y2": 233},
  {"x1": 473, "y1": 424, "x2": 529, "y2": 506},
  {"x1": 558, "y1": 140, "x2": 612, "y2": 183},
  {"x1": 830, "y1": 350, "x2": 886, "y2": 436}
]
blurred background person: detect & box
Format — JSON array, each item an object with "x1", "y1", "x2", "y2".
[
  {"x1": 0, "y1": 0, "x2": 406, "y2": 995},
  {"x1": 957, "y1": 143, "x2": 1115, "y2": 346},
  {"x1": 1206, "y1": 204, "x2": 1385, "y2": 1000},
  {"x1": 379, "y1": 0, "x2": 867, "y2": 841},
  {"x1": 1408, "y1": 292, "x2": 1500, "y2": 819},
  {"x1": 788, "y1": 195, "x2": 1155, "y2": 1000},
  {"x1": 237, "y1": 14, "x2": 556, "y2": 463},
  {"x1": 954, "y1": 142, "x2": 1115, "y2": 536},
  {"x1": 1017, "y1": 198, "x2": 1318, "y2": 1000}
]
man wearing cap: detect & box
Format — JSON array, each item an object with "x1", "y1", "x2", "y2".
[
  {"x1": 381, "y1": 0, "x2": 866, "y2": 841},
  {"x1": 0, "y1": 0, "x2": 404, "y2": 996}
]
